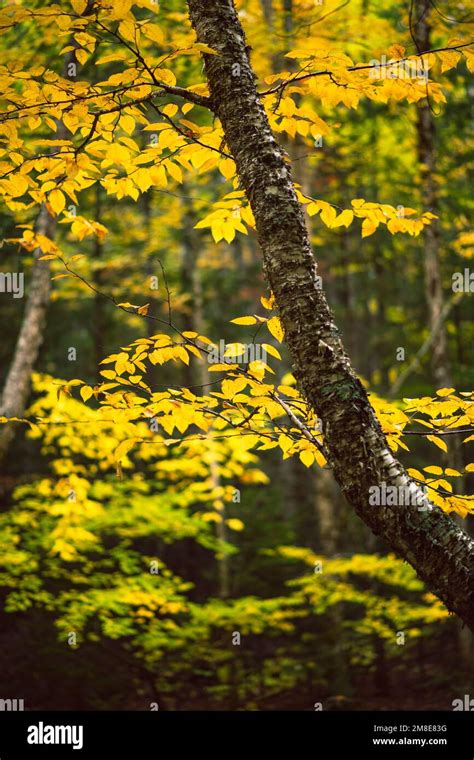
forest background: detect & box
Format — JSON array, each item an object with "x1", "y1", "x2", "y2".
[{"x1": 0, "y1": 0, "x2": 473, "y2": 710}]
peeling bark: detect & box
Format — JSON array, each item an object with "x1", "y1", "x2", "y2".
[{"x1": 185, "y1": 0, "x2": 474, "y2": 628}]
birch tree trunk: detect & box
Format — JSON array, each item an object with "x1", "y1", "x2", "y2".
[
  {"x1": 0, "y1": 48, "x2": 77, "y2": 461},
  {"x1": 185, "y1": 0, "x2": 474, "y2": 629},
  {"x1": 0, "y1": 205, "x2": 55, "y2": 460}
]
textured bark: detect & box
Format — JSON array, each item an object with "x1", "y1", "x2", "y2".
[
  {"x1": 414, "y1": 0, "x2": 451, "y2": 388},
  {"x1": 185, "y1": 0, "x2": 474, "y2": 628},
  {"x1": 0, "y1": 205, "x2": 55, "y2": 460}
]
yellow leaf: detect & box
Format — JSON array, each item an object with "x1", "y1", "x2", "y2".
[
  {"x1": 231, "y1": 316, "x2": 257, "y2": 325},
  {"x1": 332, "y1": 209, "x2": 354, "y2": 228},
  {"x1": 407, "y1": 468, "x2": 425, "y2": 480},
  {"x1": 361, "y1": 218, "x2": 377, "y2": 238},
  {"x1": 315, "y1": 450, "x2": 327, "y2": 467},
  {"x1": 248, "y1": 361, "x2": 266, "y2": 381},
  {"x1": 427, "y1": 435, "x2": 448, "y2": 452},
  {"x1": 211, "y1": 222, "x2": 224, "y2": 243},
  {"x1": 465, "y1": 50, "x2": 474, "y2": 73},
  {"x1": 76, "y1": 49, "x2": 88, "y2": 65},
  {"x1": 262, "y1": 343, "x2": 281, "y2": 360},
  {"x1": 436, "y1": 387, "x2": 455, "y2": 397},
  {"x1": 437, "y1": 50, "x2": 461, "y2": 73},
  {"x1": 71, "y1": 0, "x2": 87, "y2": 13},
  {"x1": 174, "y1": 346, "x2": 189, "y2": 365},
  {"x1": 49, "y1": 189, "x2": 66, "y2": 215},
  {"x1": 223, "y1": 343, "x2": 246, "y2": 358},
  {"x1": 120, "y1": 114, "x2": 136, "y2": 135},
  {"x1": 389, "y1": 44, "x2": 406, "y2": 58},
  {"x1": 28, "y1": 116, "x2": 42, "y2": 130},
  {"x1": 299, "y1": 450, "x2": 315, "y2": 467},
  {"x1": 163, "y1": 104, "x2": 178, "y2": 117},
  {"x1": 150, "y1": 166, "x2": 168, "y2": 187},
  {"x1": 80, "y1": 386, "x2": 93, "y2": 402},
  {"x1": 226, "y1": 518, "x2": 244, "y2": 531},
  {"x1": 113, "y1": 0, "x2": 132, "y2": 21},
  {"x1": 320, "y1": 204, "x2": 337, "y2": 228},
  {"x1": 202, "y1": 512, "x2": 222, "y2": 523},
  {"x1": 387, "y1": 218, "x2": 403, "y2": 234},
  {"x1": 267, "y1": 316, "x2": 284, "y2": 343},
  {"x1": 193, "y1": 43, "x2": 220, "y2": 56},
  {"x1": 306, "y1": 201, "x2": 321, "y2": 217},
  {"x1": 9, "y1": 174, "x2": 28, "y2": 198},
  {"x1": 134, "y1": 169, "x2": 153, "y2": 193},
  {"x1": 166, "y1": 161, "x2": 183, "y2": 183},
  {"x1": 260, "y1": 294, "x2": 275, "y2": 310},
  {"x1": 106, "y1": 143, "x2": 131, "y2": 165},
  {"x1": 221, "y1": 377, "x2": 247, "y2": 398},
  {"x1": 219, "y1": 158, "x2": 235, "y2": 180},
  {"x1": 208, "y1": 363, "x2": 238, "y2": 371},
  {"x1": 278, "y1": 433, "x2": 294, "y2": 454},
  {"x1": 114, "y1": 437, "x2": 139, "y2": 462},
  {"x1": 143, "y1": 23, "x2": 165, "y2": 45}
]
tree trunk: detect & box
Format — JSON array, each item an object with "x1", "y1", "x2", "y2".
[
  {"x1": 185, "y1": 0, "x2": 474, "y2": 629},
  {"x1": 92, "y1": 186, "x2": 106, "y2": 382},
  {"x1": 0, "y1": 49, "x2": 77, "y2": 460},
  {"x1": 414, "y1": 0, "x2": 451, "y2": 389},
  {"x1": 180, "y1": 196, "x2": 230, "y2": 598},
  {"x1": 0, "y1": 205, "x2": 55, "y2": 460}
]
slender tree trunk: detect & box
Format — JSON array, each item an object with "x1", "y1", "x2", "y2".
[
  {"x1": 0, "y1": 205, "x2": 55, "y2": 460},
  {"x1": 0, "y1": 49, "x2": 77, "y2": 460},
  {"x1": 92, "y1": 186, "x2": 106, "y2": 382},
  {"x1": 180, "y1": 197, "x2": 230, "y2": 597},
  {"x1": 414, "y1": 0, "x2": 451, "y2": 389},
  {"x1": 259, "y1": 0, "x2": 273, "y2": 29},
  {"x1": 185, "y1": 0, "x2": 474, "y2": 629}
]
